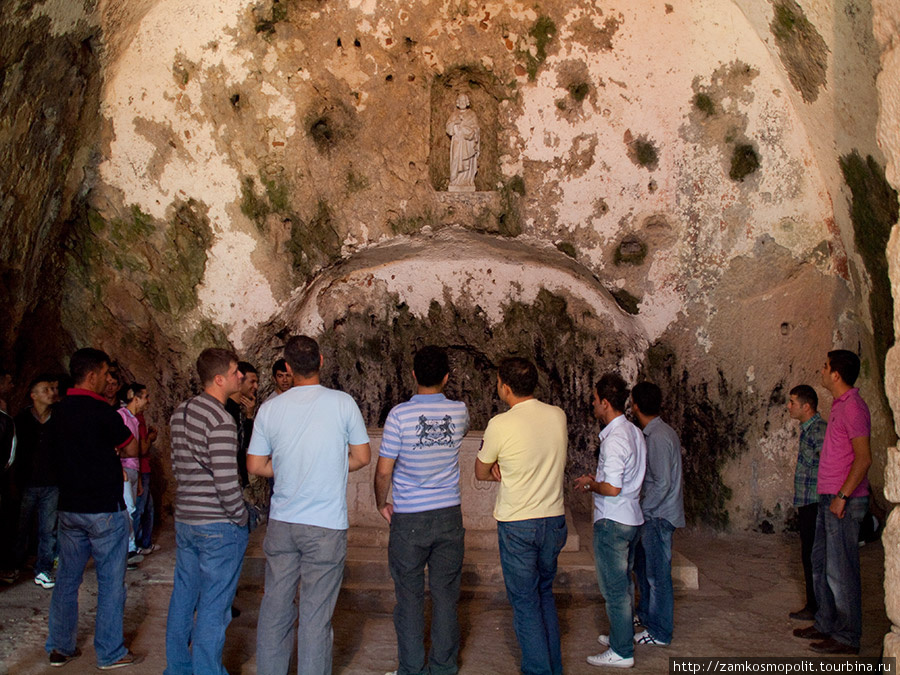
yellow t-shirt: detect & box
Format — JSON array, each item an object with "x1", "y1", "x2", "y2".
[{"x1": 477, "y1": 398, "x2": 567, "y2": 522}]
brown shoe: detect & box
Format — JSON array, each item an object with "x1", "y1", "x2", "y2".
[
  {"x1": 793, "y1": 625, "x2": 828, "y2": 640},
  {"x1": 98, "y1": 651, "x2": 143, "y2": 670},
  {"x1": 810, "y1": 637, "x2": 859, "y2": 655}
]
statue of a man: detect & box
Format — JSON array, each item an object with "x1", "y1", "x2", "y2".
[{"x1": 446, "y1": 94, "x2": 480, "y2": 192}]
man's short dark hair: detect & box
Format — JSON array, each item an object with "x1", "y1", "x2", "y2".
[
  {"x1": 284, "y1": 336, "x2": 320, "y2": 377},
  {"x1": 238, "y1": 361, "x2": 258, "y2": 376},
  {"x1": 197, "y1": 348, "x2": 239, "y2": 386},
  {"x1": 271, "y1": 358, "x2": 288, "y2": 377},
  {"x1": 413, "y1": 346, "x2": 449, "y2": 388},
  {"x1": 827, "y1": 350, "x2": 861, "y2": 387},
  {"x1": 118, "y1": 382, "x2": 147, "y2": 404},
  {"x1": 631, "y1": 381, "x2": 662, "y2": 416},
  {"x1": 69, "y1": 348, "x2": 111, "y2": 385},
  {"x1": 790, "y1": 384, "x2": 818, "y2": 411},
  {"x1": 595, "y1": 373, "x2": 629, "y2": 413},
  {"x1": 498, "y1": 357, "x2": 538, "y2": 397},
  {"x1": 28, "y1": 373, "x2": 58, "y2": 393}
]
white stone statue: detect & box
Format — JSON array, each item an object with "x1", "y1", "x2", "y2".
[{"x1": 446, "y1": 93, "x2": 480, "y2": 192}]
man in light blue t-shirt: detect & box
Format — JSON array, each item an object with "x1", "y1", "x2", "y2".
[
  {"x1": 248, "y1": 336, "x2": 370, "y2": 675},
  {"x1": 374, "y1": 345, "x2": 469, "y2": 675}
]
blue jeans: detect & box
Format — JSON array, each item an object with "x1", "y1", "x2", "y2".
[
  {"x1": 133, "y1": 473, "x2": 153, "y2": 549},
  {"x1": 15, "y1": 485, "x2": 58, "y2": 574},
  {"x1": 256, "y1": 519, "x2": 347, "y2": 675},
  {"x1": 164, "y1": 520, "x2": 248, "y2": 675},
  {"x1": 389, "y1": 505, "x2": 465, "y2": 675},
  {"x1": 497, "y1": 515, "x2": 567, "y2": 675},
  {"x1": 812, "y1": 494, "x2": 867, "y2": 648},
  {"x1": 634, "y1": 517, "x2": 675, "y2": 643},
  {"x1": 46, "y1": 510, "x2": 129, "y2": 666},
  {"x1": 593, "y1": 519, "x2": 640, "y2": 658}
]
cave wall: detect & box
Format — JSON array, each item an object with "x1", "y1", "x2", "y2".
[
  {"x1": 1, "y1": 0, "x2": 896, "y2": 531},
  {"x1": 873, "y1": 0, "x2": 900, "y2": 660}
]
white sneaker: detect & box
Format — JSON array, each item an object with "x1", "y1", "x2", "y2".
[
  {"x1": 34, "y1": 571, "x2": 55, "y2": 589},
  {"x1": 587, "y1": 649, "x2": 634, "y2": 668},
  {"x1": 634, "y1": 629, "x2": 669, "y2": 646}
]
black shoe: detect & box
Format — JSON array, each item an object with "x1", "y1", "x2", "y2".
[
  {"x1": 789, "y1": 607, "x2": 816, "y2": 621},
  {"x1": 810, "y1": 637, "x2": 859, "y2": 655},
  {"x1": 49, "y1": 648, "x2": 81, "y2": 667},
  {"x1": 793, "y1": 625, "x2": 828, "y2": 640}
]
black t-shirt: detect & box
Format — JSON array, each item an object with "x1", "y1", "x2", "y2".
[
  {"x1": 13, "y1": 407, "x2": 55, "y2": 488},
  {"x1": 47, "y1": 389, "x2": 133, "y2": 513}
]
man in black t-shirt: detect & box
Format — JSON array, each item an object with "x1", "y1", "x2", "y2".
[{"x1": 44, "y1": 349, "x2": 141, "y2": 669}]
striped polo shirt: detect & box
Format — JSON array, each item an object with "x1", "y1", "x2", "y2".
[
  {"x1": 170, "y1": 392, "x2": 248, "y2": 527},
  {"x1": 379, "y1": 393, "x2": 469, "y2": 513}
]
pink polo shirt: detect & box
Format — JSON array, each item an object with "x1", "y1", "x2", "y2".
[{"x1": 818, "y1": 388, "x2": 870, "y2": 497}]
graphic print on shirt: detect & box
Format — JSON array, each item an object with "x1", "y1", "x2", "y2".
[{"x1": 415, "y1": 414, "x2": 455, "y2": 448}]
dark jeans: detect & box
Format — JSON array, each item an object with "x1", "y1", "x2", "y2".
[
  {"x1": 389, "y1": 505, "x2": 465, "y2": 675},
  {"x1": 634, "y1": 517, "x2": 675, "y2": 643},
  {"x1": 797, "y1": 502, "x2": 818, "y2": 612},
  {"x1": 14, "y1": 485, "x2": 58, "y2": 574},
  {"x1": 47, "y1": 510, "x2": 129, "y2": 666},
  {"x1": 812, "y1": 494, "x2": 867, "y2": 648},
  {"x1": 133, "y1": 473, "x2": 153, "y2": 549},
  {"x1": 498, "y1": 515, "x2": 567, "y2": 675}
]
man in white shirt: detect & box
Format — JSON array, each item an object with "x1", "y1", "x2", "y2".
[{"x1": 575, "y1": 373, "x2": 646, "y2": 669}]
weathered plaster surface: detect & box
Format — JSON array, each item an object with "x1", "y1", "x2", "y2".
[
  {"x1": 874, "y1": 0, "x2": 900, "y2": 656},
  {"x1": 4, "y1": 0, "x2": 888, "y2": 529}
]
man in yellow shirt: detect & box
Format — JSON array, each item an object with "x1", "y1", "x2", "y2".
[{"x1": 475, "y1": 357, "x2": 568, "y2": 675}]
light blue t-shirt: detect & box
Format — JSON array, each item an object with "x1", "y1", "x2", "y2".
[
  {"x1": 379, "y1": 393, "x2": 469, "y2": 513},
  {"x1": 248, "y1": 384, "x2": 369, "y2": 529}
]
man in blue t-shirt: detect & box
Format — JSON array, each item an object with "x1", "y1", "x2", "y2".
[
  {"x1": 375, "y1": 345, "x2": 469, "y2": 675},
  {"x1": 248, "y1": 336, "x2": 370, "y2": 675}
]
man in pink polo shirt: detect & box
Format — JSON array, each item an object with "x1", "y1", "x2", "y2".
[{"x1": 793, "y1": 349, "x2": 871, "y2": 655}]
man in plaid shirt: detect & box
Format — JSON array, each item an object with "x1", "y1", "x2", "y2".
[{"x1": 787, "y1": 384, "x2": 826, "y2": 622}]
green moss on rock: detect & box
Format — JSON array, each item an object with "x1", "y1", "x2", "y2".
[
  {"x1": 556, "y1": 241, "x2": 577, "y2": 258},
  {"x1": 840, "y1": 151, "x2": 899, "y2": 378},
  {"x1": 610, "y1": 288, "x2": 641, "y2": 315},
  {"x1": 730, "y1": 144, "x2": 760, "y2": 182},
  {"x1": 769, "y1": 0, "x2": 828, "y2": 103},
  {"x1": 518, "y1": 15, "x2": 557, "y2": 81},
  {"x1": 693, "y1": 92, "x2": 715, "y2": 116}
]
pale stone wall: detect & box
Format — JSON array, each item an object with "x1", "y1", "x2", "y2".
[
  {"x1": 1, "y1": 0, "x2": 895, "y2": 532},
  {"x1": 874, "y1": 0, "x2": 900, "y2": 659}
]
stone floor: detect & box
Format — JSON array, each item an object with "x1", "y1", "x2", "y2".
[{"x1": 0, "y1": 518, "x2": 888, "y2": 675}]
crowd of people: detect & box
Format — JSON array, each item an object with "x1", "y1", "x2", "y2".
[{"x1": 0, "y1": 341, "x2": 873, "y2": 673}]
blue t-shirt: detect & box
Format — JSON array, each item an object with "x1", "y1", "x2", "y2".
[
  {"x1": 379, "y1": 393, "x2": 469, "y2": 513},
  {"x1": 248, "y1": 385, "x2": 369, "y2": 529}
]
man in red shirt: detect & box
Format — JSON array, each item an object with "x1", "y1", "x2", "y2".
[{"x1": 793, "y1": 350, "x2": 871, "y2": 655}]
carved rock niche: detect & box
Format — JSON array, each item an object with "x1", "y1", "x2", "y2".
[{"x1": 429, "y1": 67, "x2": 500, "y2": 193}]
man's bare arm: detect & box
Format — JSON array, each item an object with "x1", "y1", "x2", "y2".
[
  {"x1": 247, "y1": 453, "x2": 274, "y2": 478},
  {"x1": 374, "y1": 455, "x2": 395, "y2": 522},
  {"x1": 475, "y1": 457, "x2": 499, "y2": 482},
  {"x1": 830, "y1": 436, "x2": 872, "y2": 518},
  {"x1": 349, "y1": 442, "x2": 371, "y2": 472}
]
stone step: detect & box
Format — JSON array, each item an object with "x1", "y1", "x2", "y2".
[{"x1": 244, "y1": 524, "x2": 697, "y2": 599}]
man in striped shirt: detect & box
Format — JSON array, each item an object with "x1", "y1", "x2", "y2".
[
  {"x1": 165, "y1": 348, "x2": 249, "y2": 675},
  {"x1": 374, "y1": 345, "x2": 469, "y2": 675}
]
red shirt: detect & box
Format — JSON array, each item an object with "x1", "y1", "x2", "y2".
[{"x1": 818, "y1": 388, "x2": 870, "y2": 497}]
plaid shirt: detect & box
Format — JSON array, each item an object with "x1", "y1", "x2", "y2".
[{"x1": 793, "y1": 413, "x2": 826, "y2": 506}]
